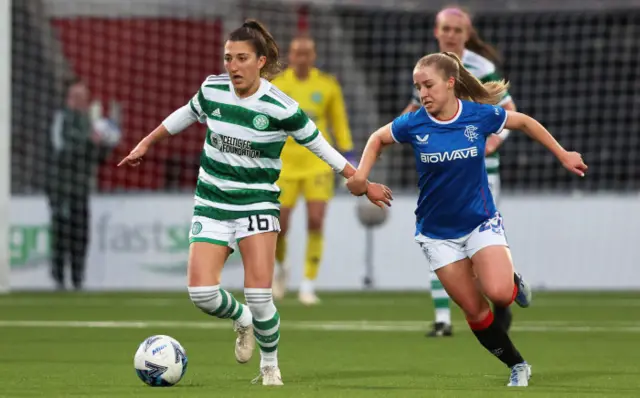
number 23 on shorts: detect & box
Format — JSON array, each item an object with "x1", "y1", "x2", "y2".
[{"x1": 479, "y1": 213, "x2": 504, "y2": 234}]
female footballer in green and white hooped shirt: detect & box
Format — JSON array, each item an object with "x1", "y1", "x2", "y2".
[
  {"x1": 403, "y1": 6, "x2": 519, "y2": 338},
  {"x1": 119, "y1": 19, "x2": 392, "y2": 387}
]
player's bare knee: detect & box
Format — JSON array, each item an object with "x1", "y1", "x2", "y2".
[
  {"x1": 307, "y1": 215, "x2": 324, "y2": 231},
  {"x1": 484, "y1": 283, "x2": 515, "y2": 308},
  {"x1": 449, "y1": 282, "x2": 491, "y2": 320},
  {"x1": 187, "y1": 260, "x2": 221, "y2": 287},
  {"x1": 463, "y1": 303, "x2": 492, "y2": 323},
  {"x1": 455, "y1": 294, "x2": 489, "y2": 320},
  {"x1": 243, "y1": 262, "x2": 274, "y2": 288},
  {"x1": 306, "y1": 201, "x2": 326, "y2": 231},
  {"x1": 187, "y1": 242, "x2": 227, "y2": 286}
]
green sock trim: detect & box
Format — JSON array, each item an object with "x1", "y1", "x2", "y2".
[
  {"x1": 260, "y1": 344, "x2": 278, "y2": 353},
  {"x1": 253, "y1": 312, "x2": 280, "y2": 330},
  {"x1": 433, "y1": 297, "x2": 450, "y2": 309},
  {"x1": 255, "y1": 330, "x2": 280, "y2": 345},
  {"x1": 211, "y1": 289, "x2": 230, "y2": 317},
  {"x1": 431, "y1": 279, "x2": 444, "y2": 290}
]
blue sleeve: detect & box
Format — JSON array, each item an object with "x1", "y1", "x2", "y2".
[
  {"x1": 390, "y1": 113, "x2": 412, "y2": 143},
  {"x1": 480, "y1": 104, "x2": 508, "y2": 137}
]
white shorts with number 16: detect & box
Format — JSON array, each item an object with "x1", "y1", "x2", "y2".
[
  {"x1": 189, "y1": 214, "x2": 281, "y2": 251},
  {"x1": 415, "y1": 213, "x2": 509, "y2": 272}
]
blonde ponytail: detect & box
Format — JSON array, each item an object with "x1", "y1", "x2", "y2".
[{"x1": 416, "y1": 52, "x2": 509, "y2": 105}]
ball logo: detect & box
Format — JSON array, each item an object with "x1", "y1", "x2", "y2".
[
  {"x1": 191, "y1": 221, "x2": 202, "y2": 235},
  {"x1": 144, "y1": 336, "x2": 162, "y2": 352},
  {"x1": 252, "y1": 114, "x2": 270, "y2": 130}
]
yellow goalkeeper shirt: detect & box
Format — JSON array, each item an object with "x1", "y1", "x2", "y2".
[{"x1": 271, "y1": 68, "x2": 353, "y2": 178}]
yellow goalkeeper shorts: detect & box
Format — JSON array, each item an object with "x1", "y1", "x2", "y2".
[{"x1": 278, "y1": 172, "x2": 335, "y2": 208}]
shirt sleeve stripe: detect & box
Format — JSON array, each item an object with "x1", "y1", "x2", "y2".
[
  {"x1": 295, "y1": 128, "x2": 320, "y2": 145},
  {"x1": 389, "y1": 124, "x2": 401, "y2": 143},
  {"x1": 189, "y1": 99, "x2": 201, "y2": 117},
  {"x1": 494, "y1": 111, "x2": 509, "y2": 135}
]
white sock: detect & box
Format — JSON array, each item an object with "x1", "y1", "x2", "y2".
[
  {"x1": 430, "y1": 271, "x2": 452, "y2": 325},
  {"x1": 435, "y1": 308, "x2": 452, "y2": 324},
  {"x1": 299, "y1": 278, "x2": 315, "y2": 295},
  {"x1": 245, "y1": 288, "x2": 279, "y2": 368},
  {"x1": 236, "y1": 304, "x2": 253, "y2": 328},
  {"x1": 188, "y1": 286, "x2": 252, "y2": 327}
]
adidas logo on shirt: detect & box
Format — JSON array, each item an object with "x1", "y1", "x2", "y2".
[{"x1": 212, "y1": 108, "x2": 222, "y2": 118}]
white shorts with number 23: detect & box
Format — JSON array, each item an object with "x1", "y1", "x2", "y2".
[{"x1": 415, "y1": 212, "x2": 508, "y2": 272}]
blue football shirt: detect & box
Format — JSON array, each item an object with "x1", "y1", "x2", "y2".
[{"x1": 391, "y1": 99, "x2": 508, "y2": 239}]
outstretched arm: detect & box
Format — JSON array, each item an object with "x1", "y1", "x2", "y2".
[
  {"x1": 505, "y1": 111, "x2": 587, "y2": 177},
  {"x1": 300, "y1": 133, "x2": 392, "y2": 207},
  {"x1": 118, "y1": 104, "x2": 199, "y2": 167},
  {"x1": 358, "y1": 123, "x2": 395, "y2": 179},
  {"x1": 299, "y1": 132, "x2": 351, "y2": 178},
  {"x1": 346, "y1": 123, "x2": 396, "y2": 195},
  {"x1": 283, "y1": 107, "x2": 392, "y2": 206}
]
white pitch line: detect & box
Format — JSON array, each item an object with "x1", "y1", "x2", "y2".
[
  {"x1": 2, "y1": 297, "x2": 640, "y2": 307},
  {"x1": 0, "y1": 292, "x2": 640, "y2": 308},
  {"x1": 1, "y1": 320, "x2": 640, "y2": 333}
]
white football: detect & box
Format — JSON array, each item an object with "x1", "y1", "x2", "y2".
[{"x1": 134, "y1": 335, "x2": 188, "y2": 387}]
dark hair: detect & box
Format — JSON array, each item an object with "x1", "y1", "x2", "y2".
[
  {"x1": 416, "y1": 52, "x2": 509, "y2": 105},
  {"x1": 228, "y1": 19, "x2": 281, "y2": 80}
]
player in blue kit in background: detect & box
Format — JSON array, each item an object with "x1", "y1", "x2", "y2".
[{"x1": 346, "y1": 52, "x2": 587, "y2": 387}]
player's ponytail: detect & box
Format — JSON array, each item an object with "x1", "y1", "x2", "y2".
[
  {"x1": 228, "y1": 19, "x2": 282, "y2": 80},
  {"x1": 415, "y1": 52, "x2": 508, "y2": 106},
  {"x1": 446, "y1": 52, "x2": 508, "y2": 105},
  {"x1": 465, "y1": 27, "x2": 502, "y2": 65}
]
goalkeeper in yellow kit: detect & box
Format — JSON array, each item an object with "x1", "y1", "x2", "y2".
[{"x1": 271, "y1": 35, "x2": 355, "y2": 305}]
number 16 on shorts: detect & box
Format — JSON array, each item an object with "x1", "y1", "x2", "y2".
[
  {"x1": 245, "y1": 214, "x2": 281, "y2": 234},
  {"x1": 189, "y1": 214, "x2": 281, "y2": 248}
]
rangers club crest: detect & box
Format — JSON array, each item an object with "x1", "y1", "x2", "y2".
[{"x1": 464, "y1": 125, "x2": 479, "y2": 142}]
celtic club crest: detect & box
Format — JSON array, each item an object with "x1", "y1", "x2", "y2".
[
  {"x1": 252, "y1": 114, "x2": 269, "y2": 130},
  {"x1": 191, "y1": 221, "x2": 202, "y2": 235}
]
